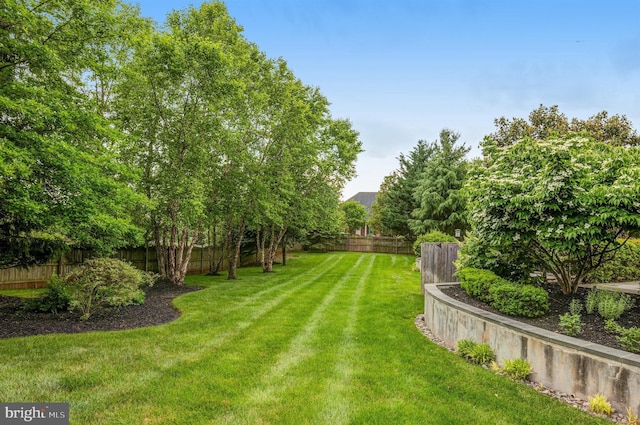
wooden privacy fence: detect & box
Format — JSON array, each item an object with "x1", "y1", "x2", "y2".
[
  {"x1": 325, "y1": 236, "x2": 413, "y2": 254},
  {"x1": 0, "y1": 245, "x2": 266, "y2": 290},
  {"x1": 420, "y1": 242, "x2": 460, "y2": 294}
]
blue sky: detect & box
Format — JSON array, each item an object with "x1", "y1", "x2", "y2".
[{"x1": 131, "y1": 0, "x2": 640, "y2": 199}]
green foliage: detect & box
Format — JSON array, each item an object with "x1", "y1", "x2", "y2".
[
  {"x1": 0, "y1": 0, "x2": 147, "y2": 267},
  {"x1": 487, "y1": 104, "x2": 640, "y2": 148},
  {"x1": 568, "y1": 298, "x2": 584, "y2": 315},
  {"x1": 456, "y1": 267, "x2": 507, "y2": 302},
  {"x1": 502, "y1": 358, "x2": 532, "y2": 381},
  {"x1": 588, "y1": 393, "x2": 612, "y2": 416},
  {"x1": 340, "y1": 200, "x2": 368, "y2": 235},
  {"x1": 587, "y1": 239, "x2": 640, "y2": 283},
  {"x1": 586, "y1": 288, "x2": 635, "y2": 320},
  {"x1": 559, "y1": 299, "x2": 584, "y2": 337},
  {"x1": 598, "y1": 292, "x2": 635, "y2": 320},
  {"x1": 467, "y1": 133, "x2": 640, "y2": 294},
  {"x1": 373, "y1": 140, "x2": 437, "y2": 239},
  {"x1": 469, "y1": 343, "x2": 496, "y2": 366},
  {"x1": 559, "y1": 313, "x2": 583, "y2": 337},
  {"x1": 412, "y1": 231, "x2": 458, "y2": 256},
  {"x1": 604, "y1": 319, "x2": 640, "y2": 353},
  {"x1": 455, "y1": 339, "x2": 495, "y2": 365},
  {"x1": 585, "y1": 288, "x2": 600, "y2": 315},
  {"x1": 604, "y1": 318, "x2": 622, "y2": 334},
  {"x1": 455, "y1": 339, "x2": 477, "y2": 361},
  {"x1": 23, "y1": 275, "x2": 71, "y2": 314},
  {"x1": 488, "y1": 283, "x2": 549, "y2": 318},
  {"x1": 64, "y1": 258, "x2": 157, "y2": 319},
  {"x1": 617, "y1": 328, "x2": 640, "y2": 354},
  {"x1": 409, "y1": 129, "x2": 470, "y2": 237},
  {"x1": 455, "y1": 231, "x2": 536, "y2": 283}
]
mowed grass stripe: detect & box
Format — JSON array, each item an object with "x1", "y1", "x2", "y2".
[
  {"x1": 88, "y1": 253, "x2": 364, "y2": 424},
  {"x1": 0, "y1": 254, "x2": 347, "y2": 419},
  {"x1": 317, "y1": 253, "x2": 375, "y2": 425},
  {"x1": 191, "y1": 253, "x2": 344, "y2": 317},
  {"x1": 215, "y1": 254, "x2": 371, "y2": 425},
  {"x1": 70, "y1": 253, "x2": 353, "y2": 421},
  {"x1": 154, "y1": 254, "x2": 350, "y2": 365}
]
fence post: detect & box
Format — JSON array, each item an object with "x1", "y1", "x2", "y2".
[{"x1": 420, "y1": 242, "x2": 460, "y2": 294}]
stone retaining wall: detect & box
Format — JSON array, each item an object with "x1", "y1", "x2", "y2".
[{"x1": 424, "y1": 283, "x2": 640, "y2": 415}]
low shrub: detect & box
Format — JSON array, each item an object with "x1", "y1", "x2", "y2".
[
  {"x1": 413, "y1": 231, "x2": 458, "y2": 256},
  {"x1": 587, "y1": 239, "x2": 640, "y2": 283},
  {"x1": 455, "y1": 339, "x2": 477, "y2": 361},
  {"x1": 23, "y1": 275, "x2": 71, "y2": 314},
  {"x1": 469, "y1": 343, "x2": 495, "y2": 366},
  {"x1": 604, "y1": 319, "x2": 640, "y2": 353},
  {"x1": 588, "y1": 393, "x2": 612, "y2": 415},
  {"x1": 568, "y1": 298, "x2": 583, "y2": 315},
  {"x1": 456, "y1": 231, "x2": 537, "y2": 283},
  {"x1": 586, "y1": 288, "x2": 635, "y2": 320},
  {"x1": 64, "y1": 258, "x2": 157, "y2": 319},
  {"x1": 488, "y1": 282, "x2": 549, "y2": 318},
  {"x1": 456, "y1": 267, "x2": 507, "y2": 302},
  {"x1": 502, "y1": 358, "x2": 532, "y2": 381},
  {"x1": 585, "y1": 287, "x2": 599, "y2": 315},
  {"x1": 559, "y1": 313, "x2": 582, "y2": 337},
  {"x1": 598, "y1": 292, "x2": 634, "y2": 321},
  {"x1": 617, "y1": 328, "x2": 640, "y2": 353}
]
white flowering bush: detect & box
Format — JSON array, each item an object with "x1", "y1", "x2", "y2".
[{"x1": 467, "y1": 134, "x2": 640, "y2": 294}]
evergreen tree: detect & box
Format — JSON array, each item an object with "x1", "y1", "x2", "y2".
[{"x1": 409, "y1": 129, "x2": 469, "y2": 237}]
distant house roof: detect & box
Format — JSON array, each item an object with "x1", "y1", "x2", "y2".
[{"x1": 346, "y1": 192, "x2": 378, "y2": 212}]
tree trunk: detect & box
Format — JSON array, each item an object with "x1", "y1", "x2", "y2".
[
  {"x1": 282, "y1": 234, "x2": 287, "y2": 266},
  {"x1": 227, "y1": 219, "x2": 245, "y2": 280},
  {"x1": 262, "y1": 225, "x2": 287, "y2": 273},
  {"x1": 207, "y1": 226, "x2": 222, "y2": 275}
]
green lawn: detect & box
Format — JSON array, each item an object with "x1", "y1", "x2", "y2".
[{"x1": 0, "y1": 252, "x2": 608, "y2": 424}]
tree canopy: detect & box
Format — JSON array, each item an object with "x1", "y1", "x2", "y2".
[
  {"x1": 409, "y1": 129, "x2": 469, "y2": 236},
  {"x1": 340, "y1": 201, "x2": 367, "y2": 236},
  {"x1": 373, "y1": 130, "x2": 468, "y2": 240},
  {"x1": 0, "y1": 0, "x2": 147, "y2": 267},
  {"x1": 371, "y1": 140, "x2": 436, "y2": 239},
  {"x1": 488, "y1": 104, "x2": 640, "y2": 149},
  {"x1": 467, "y1": 134, "x2": 640, "y2": 294},
  {"x1": 0, "y1": 0, "x2": 362, "y2": 280}
]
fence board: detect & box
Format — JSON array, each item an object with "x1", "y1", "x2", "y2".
[
  {"x1": 325, "y1": 236, "x2": 413, "y2": 255},
  {"x1": 420, "y1": 242, "x2": 460, "y2": 294},
  {"x1": 0, "y1": 244, "x2": 302, "y2": 290}
]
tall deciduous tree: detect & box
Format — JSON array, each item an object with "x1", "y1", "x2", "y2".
[
  {"x1": 116, "y1": 2, "x2": 245, "y2": 284},
  {"x1": 0, "y1": 0, "x2": 146, "y2": 267},
  {"x1": 467, "y1": 135, "x2": 640, "y2": 294},
  {"x1": 340, "y1": 200, "x2": 367, "y2": 235},
  {"x1": 409, "y1": 129, "x2": 469, "y2": 236},
  {"x1": 488, "y1": 104, "x2": 639, "y2": 149}
]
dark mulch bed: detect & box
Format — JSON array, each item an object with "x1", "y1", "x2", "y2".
[
  {"x1": 0, "y1": 280, "x2": 202, "y2": 339},
  {"x1": 440, "y1": 284, "x2": 640, "y2": 353}
]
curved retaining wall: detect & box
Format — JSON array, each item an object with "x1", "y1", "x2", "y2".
[{"x1": 424, "y1": 283, "x2": 640, "y2": 415}]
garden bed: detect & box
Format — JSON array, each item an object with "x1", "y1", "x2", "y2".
[
  {"x1": 0, "y1": 279, "x2": 201, "y2": 339},
  {"x1": 440, "y1": 284, "x2": 640, "y2": 353}
]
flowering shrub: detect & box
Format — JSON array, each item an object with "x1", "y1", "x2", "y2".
[{"x1": 467, "y1": 134, "x2": 640, "y2": 294}]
